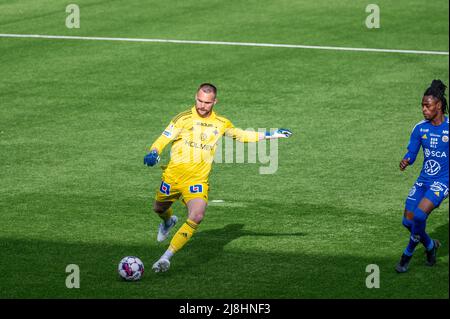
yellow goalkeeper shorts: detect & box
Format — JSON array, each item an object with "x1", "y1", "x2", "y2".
[{"x1": 155, "y1": 180, "x2": 209, "y2": 205}]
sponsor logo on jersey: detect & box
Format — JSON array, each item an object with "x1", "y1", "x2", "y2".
[
  {"x1": 424, "y1": 148, "x2": 447, "y2": 158},
  {"x1": 430, "y1": 137, "x2": 439, "y2": 148},
  {"x1": 163, "y1": 124, "x2": 174, "y2": 138},
  {"x1": 430, "y1": 133, "x2": 441, "y2": 138},
  {"x1": 194, "y1": 122, "x2": 214, "y2": 127},
  {"x1": 422, "y1": 134, "x2": 427, "y2": 139},
  {"x1": 424, "y1": 160, "x2": 441, "y2": 176},
  {"x1": 184, "y1": 140, "x2": 215, "y2": 151},
  {"x1": 420, "y1": 128, "x2": 429, "y2": 133}
]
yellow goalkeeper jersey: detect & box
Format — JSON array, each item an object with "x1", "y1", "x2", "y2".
[{"x1": 150, "y1": 106, "x2": 260, "y2": 185}]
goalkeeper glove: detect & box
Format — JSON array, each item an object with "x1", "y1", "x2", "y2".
[
  {"x1": 265, "y1": 128, "x2": 292, "y2": 139},
  {"x1": 144, "y1": 150, "x2": 160, "y2": 167}
]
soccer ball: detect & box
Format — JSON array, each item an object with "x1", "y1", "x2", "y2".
[{"x1": 118, "y1": 256, "x2": 144, "y2": 281}]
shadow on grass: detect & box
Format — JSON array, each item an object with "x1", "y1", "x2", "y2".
[
  {"x1": 429, "y1": 221, "x2": 449, "y2": 258},
  {"x1": 0, "y1": 222, "x2": 447, "y2": 299},
  {"x1": 180, "y1": 223, "x2": 307, "y2": 264}
]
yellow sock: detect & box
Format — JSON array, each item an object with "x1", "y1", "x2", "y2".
[
  {"x1": 169, "y1": 219, "x2": 198, "y2": 253},
  {"x1": 159, "y1": 207, "x2": 173, "y2": 223}
]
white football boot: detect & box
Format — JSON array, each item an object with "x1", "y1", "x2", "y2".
[
  {"x1": 152, "y1": 258, "x2": 170, "y2": 273},
  {"x1": 157, "y1": 215, "x2": 178, "y2": 242}
]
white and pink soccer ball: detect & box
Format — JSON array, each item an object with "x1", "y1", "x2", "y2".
[{"x1": 118, "y1": 256, "x2": 144, "y2": 281}]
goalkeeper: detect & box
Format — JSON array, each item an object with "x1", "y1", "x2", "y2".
[{"x1": 144, "y1": 83, "x2": 292, "y2": 272}]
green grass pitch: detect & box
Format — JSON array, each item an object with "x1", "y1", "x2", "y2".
[{"x1": 0, "y1": 0, "x2": 448, "y2": 298}]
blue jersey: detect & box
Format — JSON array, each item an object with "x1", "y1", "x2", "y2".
[{"x1": 404, "y1": 116, "x2": 449, "y2": 183}]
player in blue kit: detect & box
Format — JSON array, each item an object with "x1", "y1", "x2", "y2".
[{"x1": 396, "y1": 80, "x2": 449, "y2": 273}]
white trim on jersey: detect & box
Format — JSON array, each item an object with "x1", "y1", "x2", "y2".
[{"x1": 411, "y1": 120, "x2": 428, "y2": 133}]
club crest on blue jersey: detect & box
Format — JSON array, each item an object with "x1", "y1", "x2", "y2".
[
  {"x1": 160, "y1": 181, "x2": 171, "y2": 195},
  {"x1": 189, "y1": 184, "x2": 203, "y2": 193}
]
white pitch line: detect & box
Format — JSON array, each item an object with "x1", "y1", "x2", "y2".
[{"x1": 0, "y1": 33, "x2": 448, "y2": 56}]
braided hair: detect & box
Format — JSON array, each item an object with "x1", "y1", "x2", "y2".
[{"x1": 424, "y1": 79, "x2": 448, "y2": 114}]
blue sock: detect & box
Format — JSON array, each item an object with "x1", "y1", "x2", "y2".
[
  {"x1": 405, "y1": 208, "x2": 433, "y2": 255},
  {"x1": 402, "y1": 215, "x2": 428, "y2": 247},
  {"x1": 404, "y1": 235, "x2": 420, "y2": 256}
]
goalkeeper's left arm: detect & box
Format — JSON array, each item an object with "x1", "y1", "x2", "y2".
[{"x1": 224, "y1": 121, "x2": 292, "y2": 142}]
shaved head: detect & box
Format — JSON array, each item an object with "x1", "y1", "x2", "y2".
[
  {"x1": 197, "y1": 83, "x2": 217, "y2": 97},
  {"x1": 195, "y1": 83, "x2": 217, "y2": 118}
]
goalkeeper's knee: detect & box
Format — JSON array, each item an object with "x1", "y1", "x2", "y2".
[{"x1": 188, "y1": 211, "x2": 205, "y2": 224}]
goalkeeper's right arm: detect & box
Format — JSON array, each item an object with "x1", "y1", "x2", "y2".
[
  {"x1": 144, "y1": 120, "x2": 181, "y2": 167},
  {"x1": 144, "y1": 150, "x2": 160, "y2": 167}
]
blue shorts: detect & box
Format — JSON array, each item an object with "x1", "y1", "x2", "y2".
[{"x1": 405, "y1": 180, "x2": 449, "y2": 212}]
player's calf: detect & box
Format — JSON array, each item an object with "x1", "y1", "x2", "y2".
[{"x1": 153, "y1": 200, "x2": 172, "y2": 214}]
